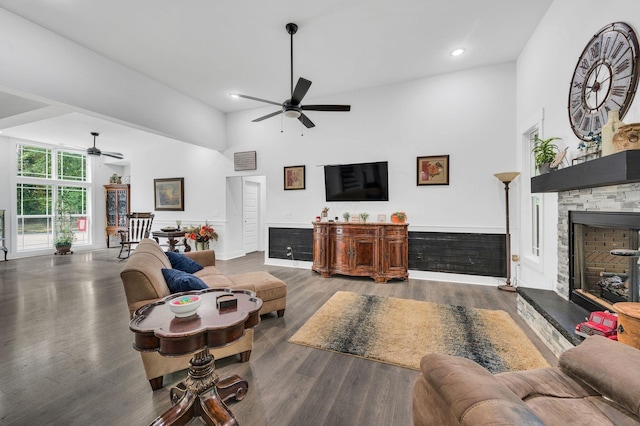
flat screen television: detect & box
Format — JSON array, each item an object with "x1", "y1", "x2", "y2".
[{"x1": 324, "y1": 161, "x2": 389, "y2": 202}]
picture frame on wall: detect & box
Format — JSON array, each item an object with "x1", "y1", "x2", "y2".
[
  {"x1": 284, "y1": 165, "x2": 305, "y2": 190},
  {"x1": 417, "y1": 155, "x2": 450, "y2": 186},
  {"x1": 154, "y1": 177, "x2": 184, "y2": 211}
]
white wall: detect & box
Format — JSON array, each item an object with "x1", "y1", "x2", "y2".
[
  {"x1": 123, "y1": 135, "x2": 231, "y2": 254},
  {"x1": 0, "y1": 8, "x2": 226, "y2": 151},
  {"x1": 515, "y1": 0, "x2": 640, "y2": 292},
  {"x1": 225, "y1": 63, "x2": 519, "y2": 248}
]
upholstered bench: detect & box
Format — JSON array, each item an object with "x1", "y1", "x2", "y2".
[{"x1": 228, "y1": 271, "x2": 287, "y2": 317}]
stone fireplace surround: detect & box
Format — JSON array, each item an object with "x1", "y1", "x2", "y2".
[{"x1": 518, "y1": 151, "x2": 640, "y2": 357}]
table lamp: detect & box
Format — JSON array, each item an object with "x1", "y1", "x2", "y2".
[{"x1": 494, "y1": 172, "x2": 520, "y2": 292}]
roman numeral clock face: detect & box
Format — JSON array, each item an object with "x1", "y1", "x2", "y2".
[{"x1": 568, "y1": 22, "x2": 640, "y2": 141}]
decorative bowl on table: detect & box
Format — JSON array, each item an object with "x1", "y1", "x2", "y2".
[{"x1": 169, "y1": 295, "x2": 201, "y2": 317}]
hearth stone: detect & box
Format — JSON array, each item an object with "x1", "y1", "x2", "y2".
[{"x1": 517, "y1": 287, "x2": 587, "y2": 358}]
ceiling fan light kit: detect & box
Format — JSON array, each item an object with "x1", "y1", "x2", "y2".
[
  {"x1": 284, "y1": 110, "x2": 301, "y2": 119},
  {"x1": 234, "y1": 23, "x2": 350, "y2": 129}
]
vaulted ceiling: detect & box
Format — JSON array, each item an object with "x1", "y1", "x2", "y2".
[{"x1": 0, "y1": 0, "x2": 553, "y2": 151}]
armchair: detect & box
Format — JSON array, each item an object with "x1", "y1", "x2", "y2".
[{"x1": 117, "y1": 212, "x2": 154, "y2": 259}]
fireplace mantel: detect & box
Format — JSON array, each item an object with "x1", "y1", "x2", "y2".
[{"x1": 531, "y1": 150, "x2": 640, "y2": 193}]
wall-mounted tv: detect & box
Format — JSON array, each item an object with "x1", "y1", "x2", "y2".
[{"x1": 324, "y1": 161, "x2": 389, "y2": 202}]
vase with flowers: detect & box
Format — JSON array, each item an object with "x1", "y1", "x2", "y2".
[{"x1": 184, "y1": 222, "x2": 218, "y2": 251}]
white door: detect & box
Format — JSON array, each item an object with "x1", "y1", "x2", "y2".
[{"x1": 243, "y1": 180, "x2": 259, "y2": 253}]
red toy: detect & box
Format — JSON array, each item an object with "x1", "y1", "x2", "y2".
[{"x1": 575, "y1": 311, "x2": 618, "y2": 340}]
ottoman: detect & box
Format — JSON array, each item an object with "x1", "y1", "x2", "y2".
[{"x1": 229, "y1": 271, "x2": 287, "y2": 317}]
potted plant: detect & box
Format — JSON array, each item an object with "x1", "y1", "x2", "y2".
[
  {"x1": 532, "y1": 136, "x2": 562, "y2": 174},
  {"x1": 391, "y1": 212, "x2": 407, "y2": 223},
  {"x1": 54, "y1": 197, "x2": 76, "y2": 255},
  {"x1": 342, "y1": 212, "x2": 350, "y2": 222},
  {"x1": 359, "y1": 212, "x2": 369, "y2": 223}
]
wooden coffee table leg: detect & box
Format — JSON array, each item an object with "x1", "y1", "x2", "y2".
[
  {"x1": 216, "y1": 375, "x2": 248, "y2": 402},
  {"x1": 150, "y1": 390, "x2": 197, "y2": 426},
  {"x1": 155, "y1": 348, "x2": 243, "y2": 425},
  {"x1": 199, "y1": 387, "x2": 238, "y2": 426}
]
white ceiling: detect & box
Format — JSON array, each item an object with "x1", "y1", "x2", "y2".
[{"x1": 0, "y1": 0, "x2": 553, "y2": 150}]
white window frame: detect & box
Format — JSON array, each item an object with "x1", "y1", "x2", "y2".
[
  {"x1": 12, "y1": 139, "x2": 92, "y2": 253},
  {"x1": 522, "y1": 124, "x2": 543, "y2": 268}
]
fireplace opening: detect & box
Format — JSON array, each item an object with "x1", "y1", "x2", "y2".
[{"x1": 570, "y1": 211, "x2": 640, "y2": 312}]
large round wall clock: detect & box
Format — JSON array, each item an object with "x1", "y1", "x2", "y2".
[{"x1": 568, "y1": 22, "x2": 640, "y2": 141}]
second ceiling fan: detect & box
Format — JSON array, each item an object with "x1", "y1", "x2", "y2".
[{"x1": 233, "y1": 23, "x2": 350, "y2": 128}]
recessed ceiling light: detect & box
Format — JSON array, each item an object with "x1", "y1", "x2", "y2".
[
  {"x1": 451, "y1": 48, "x2": 465, "y2": 57},
  {"x1": 229, "y1": 93, "x2": 240, "y2": 98}
]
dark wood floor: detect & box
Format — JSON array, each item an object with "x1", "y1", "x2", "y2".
[{"x1": 0, "y1": 249, "x2": 557, "y2": 425}]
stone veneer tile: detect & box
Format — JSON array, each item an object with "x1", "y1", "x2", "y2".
[{"x1": 517, "y1": 296, "x2": 575, "y2": 358}]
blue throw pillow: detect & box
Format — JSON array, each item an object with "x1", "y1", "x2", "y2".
[
  {"x1": 165, "y1": 251, "x2": 203, "y2": 274},
  {"x1": 162, "y1": 268, "x2": 208, "y2": 293}
]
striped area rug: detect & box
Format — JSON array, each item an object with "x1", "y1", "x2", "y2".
[{"x1": 288, "y1": 291, "x2": 549, "y2": 373}]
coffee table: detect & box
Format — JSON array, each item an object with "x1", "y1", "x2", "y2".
[{"x1": 130, "y1": 288, "x2": 263, "y2": 425}]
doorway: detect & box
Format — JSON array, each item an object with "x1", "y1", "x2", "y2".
[
  {"x1": 225, "y1": 175, "x2": 266, "y2": 257},
  {"x1": 243, "y1": 180, "x2": 258, "y2": 253}
]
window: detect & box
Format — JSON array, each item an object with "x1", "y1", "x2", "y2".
[
  {"x1": 15, "y1": 143, "x2": 90, "y2": 251},
  {"x1": 531, "y1": 194, "x2": 541, "y2": 257},
  {"x1": 527, "y1": 130, "x2": 542, "y2": 259}
]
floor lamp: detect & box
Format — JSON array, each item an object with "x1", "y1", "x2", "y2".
[{"x1": 494, "y1": 172, "x2": 520, "y2": 292}]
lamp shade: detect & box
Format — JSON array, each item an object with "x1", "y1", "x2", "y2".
[{"x1": 494, "y1": 172, "x2": 520, "y2": 183}]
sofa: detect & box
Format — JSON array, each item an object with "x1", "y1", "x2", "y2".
[
  {"x1": 413, "y1": 335, "x2": 640, "y2": 425},
  {"x1": 120, "y1": 238, "x2": 287, "y2": 390}
]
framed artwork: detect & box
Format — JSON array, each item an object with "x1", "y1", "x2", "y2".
[
  {"x1": 417, "y1": 155, "x2": 450, "y2": 186},
  {"x1": 154, "y1": 177, "x2": 184, "y2": 211},
  {"x1": 284, "y1": 165, "x2": 305, "y2": 190},
  {"x1": 234, "y1": 151, "x2": 257, "y2": 171}
]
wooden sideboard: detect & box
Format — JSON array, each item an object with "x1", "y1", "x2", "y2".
[
  {"x1": 312, "y1": 222, "x2": 408, "y2": 283},
  {"x1": 105, "y1": 184, "x2": 130, "y2": 247}
]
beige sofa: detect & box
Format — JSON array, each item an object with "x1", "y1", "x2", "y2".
[
  {"x1": 413, "y1": 335, "x2": 640, "y2": 425},
  {"x1": 120, "y1": 238, "x2": 287, "y2": 390}
]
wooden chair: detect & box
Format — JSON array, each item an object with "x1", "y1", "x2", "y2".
[{"x1": 118, "y1": 213, "x2": 154, "y2": 259}]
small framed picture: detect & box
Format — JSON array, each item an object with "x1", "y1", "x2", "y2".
[
  {"x1": 377, "y1": 214, "x2": 387, "y2": 222},
  {"x1": 417, "y1": 155, "x2": 450, "y2": 186},
  {"x1": 284, "y1": 165, "x2": 305, "y2": 190},
  {"x1": 154, "y1": 177, "x2": 185, "y2": 211}
]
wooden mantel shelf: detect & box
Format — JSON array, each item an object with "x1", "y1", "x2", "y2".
[{"x1": 531, "y1": 150, "x2": 640, "y2": 193}]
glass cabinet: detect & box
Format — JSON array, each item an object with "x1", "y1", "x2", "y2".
[{"x1": 104, "y1": 184, "x2": 130, "y2": 247}]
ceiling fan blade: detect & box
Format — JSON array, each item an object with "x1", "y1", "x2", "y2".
[
  {"x1": 252, "y1": 110, "x2": 283, "y2": 122},
  {"x1": 233, "y1": 94, "x2": 282, "y2": 106},
  {"x1": 298, "y1": 113, "x2": 315, "y2": 128},
  {"x1": 102, "y1": 151, "x2": 125, "y2": 160},
  {"x1": 301, "y1": 105, "x2": 351, "y2": 112},
  {"x1": 291, "y1": 78, "x2": 312, "y2": 105}
]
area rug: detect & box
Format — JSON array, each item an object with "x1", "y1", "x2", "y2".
[{"x1": 288, "y1": 291, "x2": 549, "y2": 373}]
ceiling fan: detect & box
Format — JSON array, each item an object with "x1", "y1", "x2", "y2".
[
  {"x1": 86, "y1": 132, "x2": 124, "y2": 159},
  {"x1": 232, "y1": 22, "x2": 350, "y2": 128}
]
